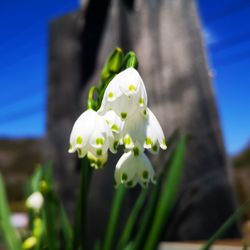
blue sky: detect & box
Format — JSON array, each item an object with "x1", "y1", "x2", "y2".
[{"x1": 0, "y1": 0, "x2": 249, "y2": 155}]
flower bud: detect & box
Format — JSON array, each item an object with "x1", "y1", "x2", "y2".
[
  {"x1": 101, "y1": 48, "x2": 123, "y2": 82},
  {"x1": 122, "y1": 51, "x2": 139, "y2": 69},
  {"x1": 22, "y1": 236, "x2": 37, "y2": 250},
  {"x1": 26, "y1": 192, "x2": 44, "y2": 211},
  {"x1": 38, "y1": 180, "x2": 49, "y2": 195},
  {"x1": 33, "y1": 218, "x2": 43, "y2": 238}
]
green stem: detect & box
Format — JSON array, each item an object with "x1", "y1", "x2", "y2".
[
  {"x1": 43, "y1": 194, "x2": 56, "y2": 250},
  {"x1": 201, "y1": 200, "x2": 250, "y2": 250},
  {"x1": 73, "y1": 158, "x2": 92, "y2": 250},
  {"x1": 103, "y1": 186, "x2": 127, "y2": 250},
  {"x1": 87, "y1": 86, "x2": 99, "y2": 110}
]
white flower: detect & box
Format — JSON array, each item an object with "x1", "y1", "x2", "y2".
[
  {"x1": 99, "y1": 68, "x2": 147, "y2": 120},
  {"x1": 26, "y1": 192, "x2": 44, "y2": 211},
  {"x1": 68, "y1": 109, "x2": 116, "y2": 168},
  {"x1": 115, "y1": 151, "x2": 156, "y2": 188},
  {"x1": 121, "y1": 107, "x2": 167, "y2": 154}
]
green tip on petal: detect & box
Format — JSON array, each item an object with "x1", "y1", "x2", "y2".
[
  {"x1": 76, "y1": 136, "x2": 83, "y2": 145},
  {"x1": 96, "y1": 137, "x2": 104, "y2": 145},
  {"x1": 108, "y1": 92, "x2": 114, "y2": 99},
  {"x1": 145, "y1": 137, "x2": 153, "y2": 146},
  {"x1": 124, "y1": 136, "x2": 132, "y2": 146},
  {"x1": 133, "y1": 147, "x2": 140, "y2": 156},
  {"x1": 152, "y1": 145, "x2": 158, "y2": 152},
  {"x1": 122, "y1": 173, "x2": 128, "y2": 181},
  {"x1": 121, "y1": 112, "x2": 127, "y2": 120},
  {"x1": 111, "y1": 124, "x2": 119, "y2": 132},
  {"x1": 142, "y1": 171, "x2": 149, "y2": 179},
  {"x1": 96, "y1": 149, "x2": 103, "y2": 156},
  {"x1": 139, "y1": 97, "x2": 145, "y2": 105},
  {"x1": 129, "y1": 84, "x2": 136, "y2": 92},
  {"x1": 127, "y1": 180, "x2": 133, "y2": 187}
]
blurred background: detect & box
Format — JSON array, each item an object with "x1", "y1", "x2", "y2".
[{"x1": 0, "y1": 0, "x2": 250, "y2": 247}]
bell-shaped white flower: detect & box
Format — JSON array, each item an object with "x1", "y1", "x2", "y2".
[
  {"x1": 121, "y1": 107, "x2": 167, "y2": 154},
  {"x1": 99, "y1": 68, "x2": 147, "y2": 120},
  {"x1": 68, "y1": 109, "x2": 116, "y2": 168},
  {"x1": 115, "y1": 151, "x2": 156, "y2": 188},
  {"x1": 26, "y1": 192, "x2": 44, "y2": 211}
]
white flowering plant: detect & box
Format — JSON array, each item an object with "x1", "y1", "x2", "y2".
[{"x1": 1, "y1": 48, "x2": 243, "y2": 250}]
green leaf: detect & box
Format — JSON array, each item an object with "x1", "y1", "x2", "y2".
[
  {"x1": 94, "y1": 240, "x2": 101, "y2": 250},
  {"x1": 200, "y1": 200, "x2": 250, "y2": 250},
  {"x1": 41, "y1": 163, "x2": 57, "y2": 250},
  {"x1": 103, "y1": 186, "x2": 127, "y2": 250},
  {"x1": 30, "y1": 165, "x2": 42, "y2": 192},
  {"x1": 116, "y1": 190, "x2": 148, "y2": 250},
  {"x1": 59, "y1": 201, "x2": 73, "y2": 250},
  {"x1": 144, "y1": 136, "x2": 187, "y2": 250},
  {"x1": 130, "y1": 185, "x2": 160, "y2": 250},
  {"x1": 0, "y1": 174, "x2": 21, "y2": 250}
]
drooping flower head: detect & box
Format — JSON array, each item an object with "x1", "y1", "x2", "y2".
[
  {"x1": 115, "y1": 151, "x2": 156, "y2": 188},
  {"x1": 68, "y1": 109, "x2": 116, "y2": 169},
  {"x1": 99, "y1": 68, "x2": 148, "y2": 120}
]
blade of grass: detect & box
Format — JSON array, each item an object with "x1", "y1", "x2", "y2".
[
  {"x1": 200, "y1": 200, "x2": 250, "y2": 250},
  {"x1": 0, "y1": 174, "x2": 21, "y2": 250},
  {"x1": 103, "y1": 186, "x2": 127, "y2": 250},
  {"x1": 116, "y1": 190, "x2": 148, "y2": 250},
  {"x1": 144, "y1": 136, "x2": 187, "y2": 250}
]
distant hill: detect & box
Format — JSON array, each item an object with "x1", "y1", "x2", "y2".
[
  {"x1": 232, "y1": 143, "x2": 250, "y2": 168},
  {"x1": 0, "y1": 138, "x2": 43, "y2": 206}
]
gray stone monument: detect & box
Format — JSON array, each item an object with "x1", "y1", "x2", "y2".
[{"x1": 45, "y1": 0, "x2": 239, "y2": 248}]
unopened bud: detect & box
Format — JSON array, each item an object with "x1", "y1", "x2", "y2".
[{"x1": 22, "y1": 236, "x2": 37, "y2": 250}]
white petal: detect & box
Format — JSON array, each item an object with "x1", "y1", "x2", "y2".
[
  {"x1": 69, "y1": 109, "x2": 96, "y2": 152},
  {"x1": 122, "y1": 111, "x2": 147, "y2": 148},
  {"x1": 145, "y1": 108, "x2": 167, "y2": 151},
  {"x1": 103, "y1": 79, "x2": 122, "y2": 102},
  {"x1": 118, "y1": 68, "x2": 142, "y2": 96},
  {"x1": 136, "y1": 153, "x2": 156, "y2": 187}
]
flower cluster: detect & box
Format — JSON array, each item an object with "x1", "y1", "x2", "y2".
[{"x1": 69, "y1": 68, "x2": 166, "y2": 188}]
